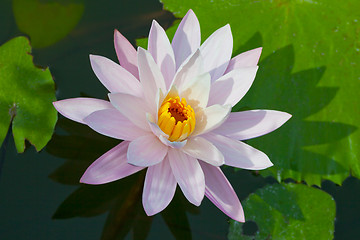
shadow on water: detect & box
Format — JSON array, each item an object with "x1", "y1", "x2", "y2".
[
  {"x1": 233, "y1": 32, "x2": 357, "y2": 181},
  {"x1": 322, "y1": 177, "x2": 360, "y2": 240}
]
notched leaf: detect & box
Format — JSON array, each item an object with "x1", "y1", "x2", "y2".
[
  {"x1": 228, "y1": 183, "x2": 336, "y2": 240},
  {"x1": 0, "y1": 36, "x2": 57, "y2": 152}
]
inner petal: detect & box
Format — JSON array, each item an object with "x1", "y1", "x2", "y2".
[{"x1": 158, "y1": 96, "x2": 195, "y2": 142}]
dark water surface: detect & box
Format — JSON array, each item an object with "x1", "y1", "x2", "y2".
[{"x1": 1, "y1": 0, "x2": 360, "y2": 239}]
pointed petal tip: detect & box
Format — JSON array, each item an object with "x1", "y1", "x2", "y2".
[
  {"x1": 233, "y1": 213, "x2": 245, "y2": 223},
  {"x1": 151, "y1": 19, "x2": 159, "y2": 26}
]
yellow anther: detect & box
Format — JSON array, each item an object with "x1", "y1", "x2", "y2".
[{"x1": 158, "y1": 96, "x2": 195, "y2": 141}]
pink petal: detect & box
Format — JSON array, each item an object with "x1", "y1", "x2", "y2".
[
  {"x1": 148, "y1": 20, "x2": 175, "y2": 89},
  {"x1": 199, "y1": 161, "x2": 244, "y2": 222},
  {"x1": 171, "y1": 49, "x2": 203, "y2": 91},
  {"x1": 127, "y1": 134, "x2": 168, "y2": 167},
  {"x1": 200, "y1": 24, "x2": 233, "y2": 82},
  {"x1": 213, "y1": 110, "x2": 292, "y2": 140},
  {"x1": 142, "y1": 156, "x2": 177, "y2": 216},
  {"x1": 84, "y1": 109, "x2": 146, "y2": 141},
  {"x1": 180, "y1": 72, "x2": 211, "y2": 109},
  {"x1": 205, "y1": 133, "x2": 273, "y2": 170},
  {"x1": 225, "y1": 47, "x2": 262, "y2": 73},
  {"x1": 138, "y1": 47, "x2": 166, "y2": 112},
  {"x1": 90, "y1": 54, "x2": 143, "y2": 97},
  {"x1": 182, "y1": 137, "x2": 224, "y2": 166},
  {"x1": 114, "y1": 29, "x2": 139, "y2": 79},
  {"x1": 53, "y1": 98, "x2": 113, "y2": 124},
  {"x1": 108, "y1": 93, "x2": 151, "y2": 131},
  {"x1": 80, "y1": 141, "x2": 144, "y2": 184},
  {"x1": 168, "y1": 148, "x2": 205, "y2": 206},
  {"x1": 192, "y1": 104, "x2": 231, "y2": 136},
  {"x1": 208, "y1": 66, "x2": 258, "y2": 107},
  {"x1": 172, "y1": 9, "x2": 201, "y2": 70}
]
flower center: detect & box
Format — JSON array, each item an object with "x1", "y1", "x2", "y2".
[{"x1": 158, "y1": 96, "x2": 195, "y2": 142}]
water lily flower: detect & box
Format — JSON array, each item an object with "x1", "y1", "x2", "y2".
[{"x1": 53, "y1": 9, "x2": 291, "y2": 222}]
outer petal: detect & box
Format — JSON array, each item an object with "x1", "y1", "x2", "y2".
[
  {"x1": 90, "y1": 55, "x2": 143, "y2": 97},
  {"x1": 84, "y1": 109, "x2": 146, "y2": 141},
  {"x1": 180, "y1": 72, "x2": 211, "y2": 109},
  {"x1": 168, "y1": 148, "x2": 205, "y2": 206},
  {"x1": 138, "y1": 47, "x2": 166, "y2": 112},
  {"x1": 213, "y1": 110, "x2": 292, "y2": 140},
  {"x1": 80, "y1": 141, "x2": 144, "y2": 184},
  {"x1": 172, "y1": 9, "x2": 201, "y2": 70},
  {"x1": 108, "y1": 93, "x2": 151, "y2": 131},
  {"x1": 148, "y1": 20, "x2": 175, "y2": 89},
  {"x1": 208, "y1": 66, "x2": 258, "y2": 107},
  {"x1": 199, "y1": 161, "x2": 244, "y2": 222},
  {"x1": 225, "y1": 47, "x2": 262, "y2": 73},
  {"x1": 142, "y1": 156, "x2": 177, "y2": 216},
  {"x1": 182, "y1": 137, "x2": 224, "y2": 166},
  {"x1": 127, "y1": 134, "x2": 168, "y2": 167},
  {"x1": 171, "y1": 49, "x2": 203, "y2": 91},
  {"x1": 53, "y1": 98, "x2": 113, "y2": 124},
  {"x1": 114, "y1": 29, "x2": 139, "y2": 79},
  {"x1": 205, "y1": 133, "x2": 273, "y2": 170},
  {"x1": 200, "y1": 24, "x2": 233, "y2": 82},
  {"x1": 192, "y1": 104, "x2": 231, "y2": 136}
]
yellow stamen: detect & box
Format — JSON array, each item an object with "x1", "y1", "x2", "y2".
[{"x1": 158, "y1": 96, "x2": 195, "y2": 141}]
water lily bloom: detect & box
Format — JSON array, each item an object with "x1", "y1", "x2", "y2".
[{"x1": 53, "y1": 9, "x2": 291, "y2": 222}]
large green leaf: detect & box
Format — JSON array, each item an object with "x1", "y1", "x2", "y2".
[
  {"x1": 228, "y1": 183, "x2": 335, "y2": 240},
  {"x1": 161, "y1": 0, "x2": 360, "y2": 185},
  {"x1": 12, "y1": 0, "x2": 84, "y2": 48},
  {"x1": 0, "y1": 36, "x2": 57, "y2": 152}
]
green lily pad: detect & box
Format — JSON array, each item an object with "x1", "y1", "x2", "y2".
[
  {"x1": 12, "y1": 0, "x2": 84, "y2": 48},
  {"x1": 161, "y1": 0, "x2": 360, "y2": 186},
  {"x1": 0, "y1": 36, "x2": 57, "y2": 152},
  {"x1": 228, "y1": 183, "x2": 335, "y2": 240}
]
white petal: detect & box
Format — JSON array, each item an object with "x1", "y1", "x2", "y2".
[
  {"x1": 148, "y1": 20, "x2": 175, "y2": 89},
  {"x1": 147, "y1": 113, "x2": 167, "y2": 138},
  {"x1": 182, "y1": 137, "x2": 224, "y2": 166},
  {"x1": 213, "y1": 110, "x2": 292, "y2": 140},
  {"x1": 208, "y1": 66, "x2": 258, "y2": 107},
  {"x1": 205, "y1": 133, "x2": 273, "y2": 170},
  {"x1": 180, "y1": 72, "x2": 211, "y2": 109},
  {"x1": 172, "y1": 9, "x2": 201, "y2": 69},
  {"x1": 171, "y1": 49, "x2": 203, "y2": 91},
  {"x1": 108, "y1": 93, "x2": 151, "y2": 131},
  {"x1": 127, "y1": 134, "x2": 168, "y2": 167},
  {"x1": 200, "y1": 24, "x2": 233, "y2": 82},
  {"x1": 159, "y1": 135, "x2": 188, "y2": 149},
  {"x1": 138, "y1": 47, "x2": 166, "y2": 112},
  {"x1": 192, "y1": 104, "x2": 231, "y2": 136},
  {"x1": 200, "y1": 161, "x2": 245, "y2": 222},
  {"x1": 225, "y1": 47, "x2": 262, "y2": 73},
  {"x1": 142, "y1": 157, "x2": 177, "y2": 216},
  {"x1": 84, "y1": 109, "x2": 146, "y2": 141},
  {"x1": 114, "y1": 29, "x2": 139, "y2": 79},
  {"x1": 53, "y1": 98, "x2": 113, "y2": 124},
  {"x1": 80, "y1": 141, "x2": 144, "y2": 184},
  {"x1": 168, "y1": 148, "x2": 205, "y2": 206},
  {"x1": 90, "y1": 55, "x2": 142, "y2": 97}
]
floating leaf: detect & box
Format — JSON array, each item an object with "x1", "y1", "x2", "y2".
[
  {"x1": 12, "y1": 0, "x2": 84, "y2": 48},
  {"x1": 0, "y1": 36, "x2": 57, "y2": 152},
  {"x1": 161, "y1": 0, "x2": 360, "y2": 185},
  {"x1": 228, "y1": 183, "x2": 335, "y2": 240}
]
